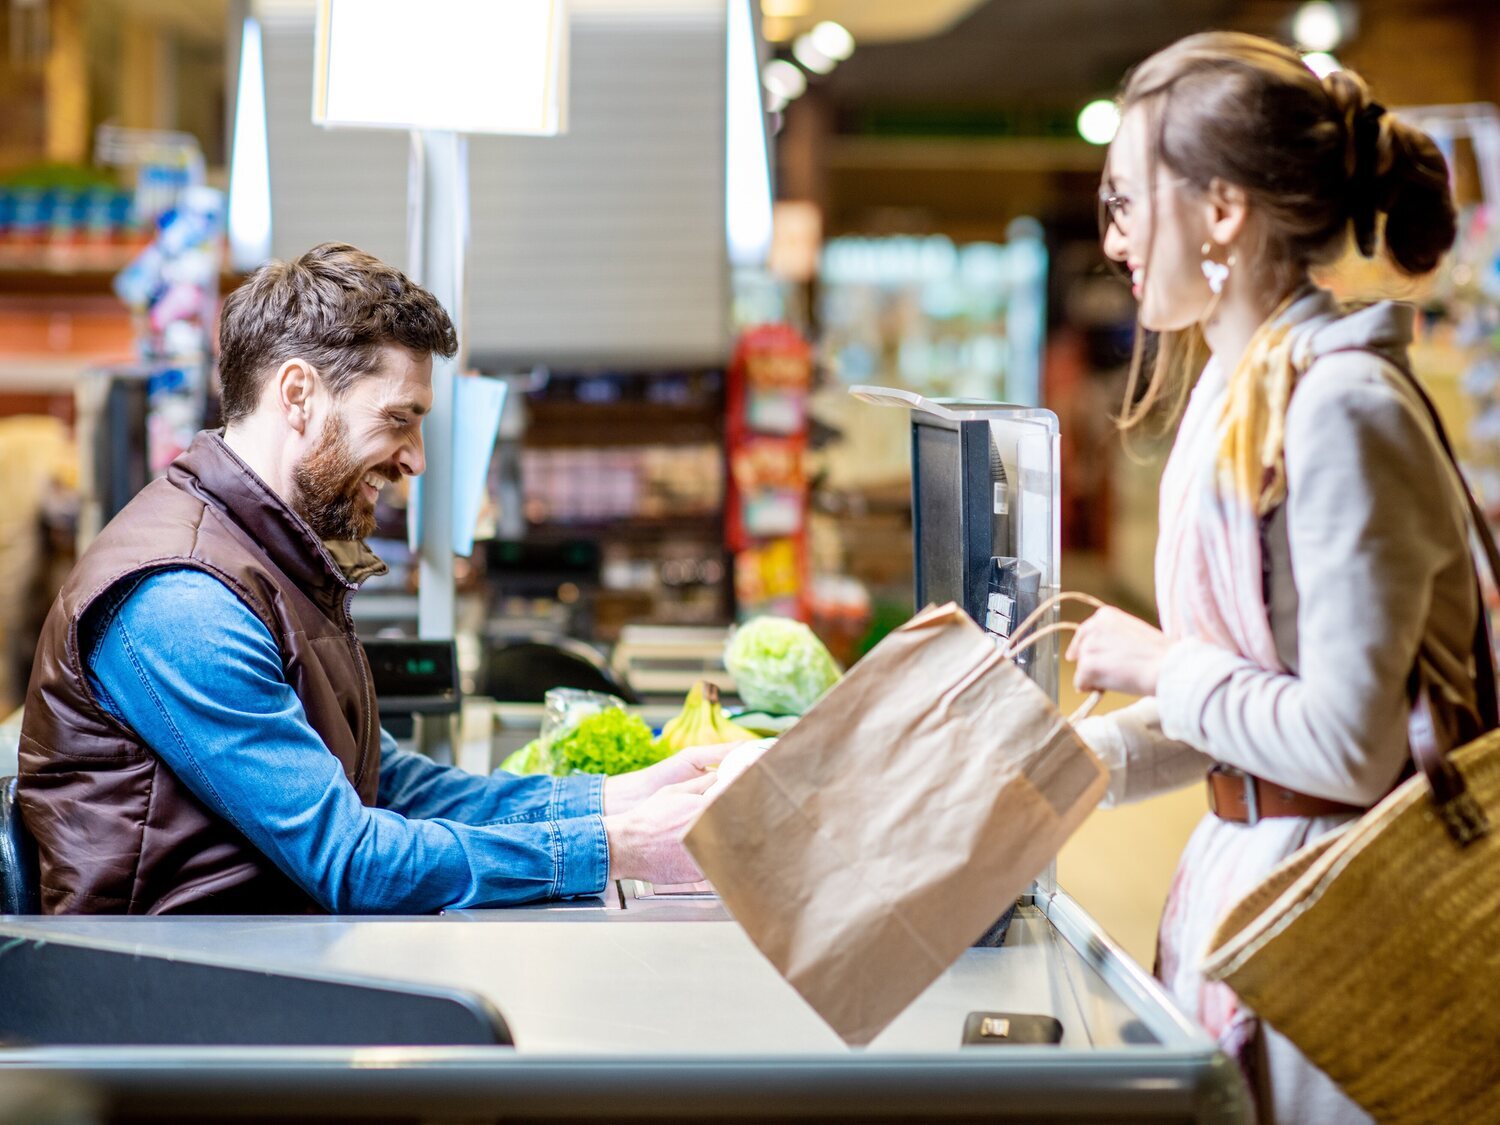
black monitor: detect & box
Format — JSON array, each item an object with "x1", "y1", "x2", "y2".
[
  {"x1": 910, "y1": 414, "x2": 1042, "y2": 667},
  {"x1": 852, "y1": 384, "x2": 1059, "y2": 695},
  {"x1": 911, "y1": 415, "x2": 1009, "y2": 627}
]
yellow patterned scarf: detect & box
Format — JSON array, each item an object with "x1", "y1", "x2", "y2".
[{"x1": 1214, "y1": 292, "x2": 1306, "y2": 517}]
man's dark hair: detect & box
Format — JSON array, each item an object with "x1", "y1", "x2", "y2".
[{"x1": 218, "y1": 242, "x2": 458, "y2": 424}]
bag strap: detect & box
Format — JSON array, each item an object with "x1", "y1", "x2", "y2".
[{"x1": 1320, "y1": 346, "x2": 1496, "y2": 843}]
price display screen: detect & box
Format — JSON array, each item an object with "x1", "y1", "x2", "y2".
[{"x1": 364, "y1": 640, "x2": 458, "y2": 706}]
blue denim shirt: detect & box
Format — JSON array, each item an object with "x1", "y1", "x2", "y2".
[{"x1": 81, "y1": 568, "x2": 609, "y2": 913}]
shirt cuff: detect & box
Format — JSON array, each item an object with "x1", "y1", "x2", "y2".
[
  {"x1": 550, "y1": 773, "x2": 604, "y2": 820},
  {"x1": 552, "y1": 814, "x2": 610, "y2": 899},
  {"x1": 1157, "y1": 637, "x2": 1239, "y2": 748}
]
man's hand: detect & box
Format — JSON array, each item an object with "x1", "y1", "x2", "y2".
[
  {"x1": 601, "y1": 743, "x2": 727, "y2": 816},
  {"x1": 603, "y1": 774, "x2": 713, "y2": 885},
  {"x1": 1065, "y1": 605, "x2": 1172, "y2": 699}
]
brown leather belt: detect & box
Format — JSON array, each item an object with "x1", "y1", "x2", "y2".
[{"x1": 1206, "y1": 764, "x2": 1366, "y2": 825}]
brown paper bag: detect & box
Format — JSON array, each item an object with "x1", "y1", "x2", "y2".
[{"x1": 684, "y1": 600, "x2": 1108, "y2": 1046}]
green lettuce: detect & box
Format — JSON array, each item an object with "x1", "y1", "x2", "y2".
[
  {"x1": 725, "y1": 617, "x2": 841, "y2": 716},
  {"x1": 498, "y1": 737, "x2": 556, "y2": 776},
  {"x1": 552, "y1": 708, "x2": 664, "y2": 776}
]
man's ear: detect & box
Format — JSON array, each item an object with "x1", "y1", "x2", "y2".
[
  {"x1": 1205, "y1": 177, "x2": 1250, "y2": 249},
  {"x1": 274, "y1": 359, "x2": 318, "y2": 435}
]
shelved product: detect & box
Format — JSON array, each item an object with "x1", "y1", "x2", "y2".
[
  {"x1": 818, "y1": 221, "x2": 1048, "y2": 406},
  {"x1": 485, "y1": 369, "x2": 732, "y2": 644},
  {"x1": 1399, "y1": 104, "x2": 1500, "y2": 646},
  {"x1": 726, "y1": 325, "x2": 813, "y2": 620}
]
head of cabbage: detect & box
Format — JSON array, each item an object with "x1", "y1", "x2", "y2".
[{"x1": 724, "y1": 617, "x2": 841, "y2": 716}]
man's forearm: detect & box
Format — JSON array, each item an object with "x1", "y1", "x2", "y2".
[{"x1": 379, "y1": 731, "x2": 603, "y2": 825}]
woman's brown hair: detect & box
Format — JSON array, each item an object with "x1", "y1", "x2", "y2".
[{"x1": 1112, "y1": 32, "x2": 1457, "y2": 431}]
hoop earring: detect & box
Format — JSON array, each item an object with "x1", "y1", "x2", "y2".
[{"x1": 1201, "y1": 240, "x2": 1235, "y2": 295}]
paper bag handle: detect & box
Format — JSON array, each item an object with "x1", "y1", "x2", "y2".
[
  {"x1": 1004, "y1": 619, "x2": 1102, "y2": 726},
  {"x1": 1004, "y1": 591, "x2": 1105, "y2": 655}
]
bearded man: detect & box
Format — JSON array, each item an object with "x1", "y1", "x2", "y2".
[{"x1": 18, "y1": 243, "x2": 712, "y2": 914}]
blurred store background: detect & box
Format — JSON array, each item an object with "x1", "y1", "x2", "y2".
[{"x1": 0, "y1": 0, "x2": 1498, "y2": 957}]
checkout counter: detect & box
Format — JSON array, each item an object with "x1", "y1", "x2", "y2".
[
  {"x1": 0, "y1": 881, "x2": 1248, "y2": 1121},
  {"x1": 0, "y1": 398, "x2": 1251, "y2": 1121}
]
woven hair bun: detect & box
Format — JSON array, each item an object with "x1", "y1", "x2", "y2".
[{"x1": 1321, "y1": 68, "x2": 1456, "y2": 275}]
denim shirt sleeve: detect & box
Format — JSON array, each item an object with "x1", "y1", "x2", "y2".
[
  {"x1": 377, "y1": 729, "x2": 604, "y2": 826},
  {"x1": 82, "y1": 568, "x2": 609, "y2": 912}
]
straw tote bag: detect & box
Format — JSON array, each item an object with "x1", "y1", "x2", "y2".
[{"x1": 1200, "y1": 354, "x2": 1500, "y2": 1125}]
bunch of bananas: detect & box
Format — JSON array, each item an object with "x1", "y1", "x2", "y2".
[{"x1": 657, "y1": 680, "x2": 758, "y2": 753}]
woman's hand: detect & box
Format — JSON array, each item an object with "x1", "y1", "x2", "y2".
[{"x1": 1066, "y1": 606, "x2": 1172, "y2": 699}]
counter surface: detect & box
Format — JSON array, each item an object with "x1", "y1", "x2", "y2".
[
  {"x1": 1, "y1": 898, "x2": 1149, "y2": 1055},
  {"x1": 0, "y1": 891, "x2": 1250, "y2": 1122}
]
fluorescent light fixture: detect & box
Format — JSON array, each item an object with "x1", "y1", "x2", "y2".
[
  {"x1": 792, "y1": 34, "x2": 837, "y2": 75},
  {"x1": 1302, "y1": 51, "x2": 1342, "y2": 79},
  {"x1": 1293, "y1": 1, "x2": 1343, "y2": 52},
  {"x1": 228, "y1": 16, "x2": 272, "y2": 270},
  {"x1": 1077, "y1": 99, "x2": 1120, "y2": 146},
  {"x1": 809, "y1": 21, "x2": 854, "y2": 62},
  {"x1": 313, "y1": 0, "x2": 568, "y2": 135},
  {"x1": 762, "y1": 59, "x2": 807, "y2": 101},
  {"x1": 726, "y1": 0, "x2": 774, "y2": 269}
]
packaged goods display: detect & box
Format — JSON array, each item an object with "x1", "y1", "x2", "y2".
[
  {"x1": 502, "y1": 370, "x2": 731, "y2": 641},
  {"x1": 726, "y1": 325, "x2": 813, "y2": 619},
  {"x1": 521, "y1": 445, "x2": 721, "y2": 525},
  {"x1": 818, "y1": 226, "x2": 1047, "y2": 406},
  {"x1": 0, "y1": 168, "x2": 137, "y2": 251}
]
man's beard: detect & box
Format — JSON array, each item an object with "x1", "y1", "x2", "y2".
[{"x1": 290, "y1": 410, "x2": 395, "y2": 541}]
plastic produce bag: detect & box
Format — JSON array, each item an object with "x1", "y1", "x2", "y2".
[
  {"x1": 500, "y1": 688, "x2": 627, "y2": 775},
  {"x1": 542, "y1": 688, "x2": 626, "y2": 741}
]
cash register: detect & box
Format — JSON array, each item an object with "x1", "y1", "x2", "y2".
[
  {"x1": 363, "y1": 638, "x2": 461, "y2": 740},
  {"x1": 849, "y1": 386, "x2": 1062, "y2": 697}
]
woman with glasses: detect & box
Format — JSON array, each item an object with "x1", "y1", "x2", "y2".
[{"x1": 1065, "y1": 31, "x2": 1475, "y2": 1123}]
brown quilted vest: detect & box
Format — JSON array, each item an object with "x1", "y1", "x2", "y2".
[{"x1": 18, "y1": 430, "x2": 382, "y2": 914}]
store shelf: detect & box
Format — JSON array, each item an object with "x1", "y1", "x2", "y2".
[
  {"x1": 495, "y1": 375, "x2": 733, "y2": 645},
  {"x1": 524, "y1": 399, "x2": 723, "y2": 448},
  {"x1": 522, "y1": 514, "x2": 722, "y2": 544},
  {"x1": 0, "y1": 246, "x2": 243, "y2": 296}
]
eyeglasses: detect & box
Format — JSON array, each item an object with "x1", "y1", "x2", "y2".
[
  {"x1": 1096, "y1": 187, "x2": 1135, "y2": 283},
  {"x1": 1096, "y1": 175, "x2": 1197, "y2": 285},
  {"x1": 1097, "y1": 176, "x2": 1195, "y2": 237},
  {"x1": 1097, "y1": 186, "x2": 1133, "y2": 233}
]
